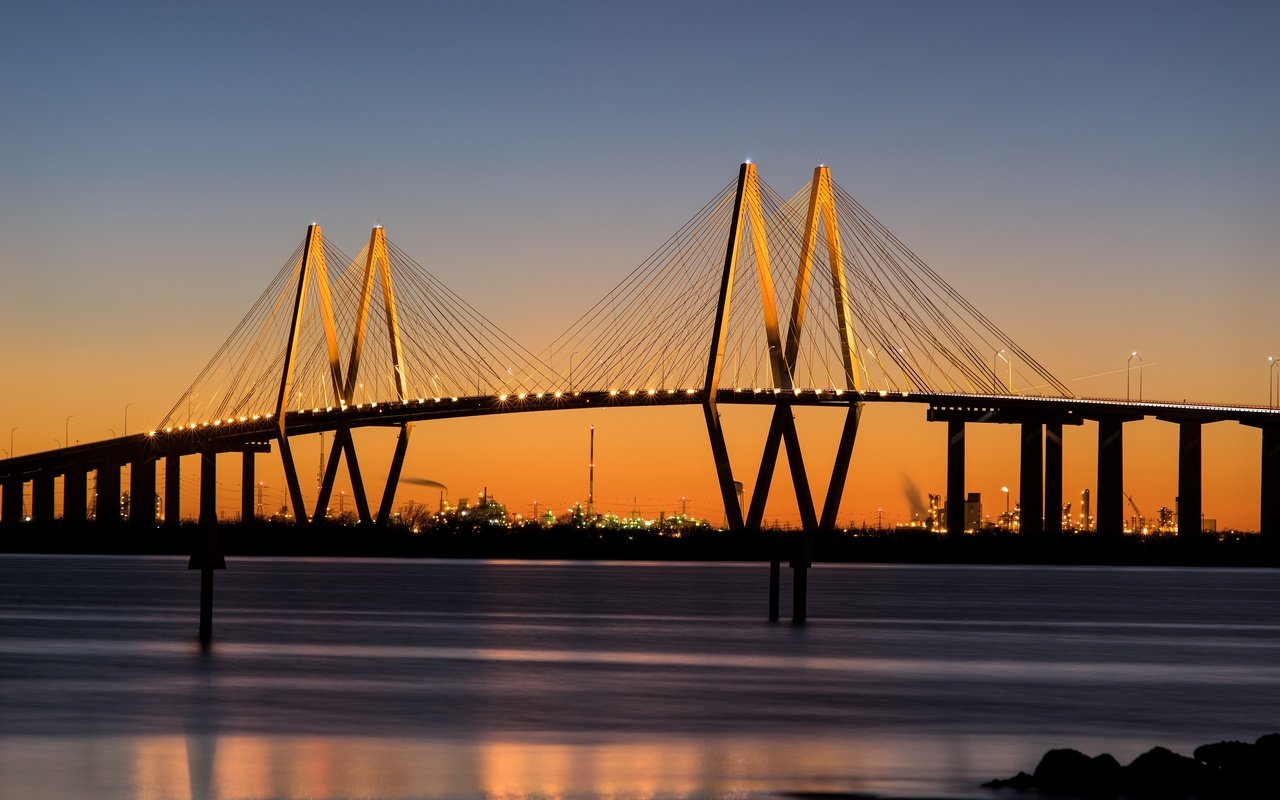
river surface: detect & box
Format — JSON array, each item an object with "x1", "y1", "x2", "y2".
[{"x1": 1, "y1": 555, "x2": 1279, "y2": 799}]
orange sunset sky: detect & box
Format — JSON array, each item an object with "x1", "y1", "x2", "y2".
[{"x1": 1, "y1": 4, "x2": 1276, "y2": 529}]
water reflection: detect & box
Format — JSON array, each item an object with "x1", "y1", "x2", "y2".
[
  {"x1": 6, "y1": 557, "x2": 1280, "y2": 799},
  {"x1": 5, "y1": 732, "x2": 1033, "y2": 799}
]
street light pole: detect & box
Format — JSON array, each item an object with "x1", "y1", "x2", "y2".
[
  {"x1": 1269, "y1": 353, "x2": 1280, "y2": 404},
  {"x1": 993, "y1": 349, "x2": 1011, "y2": 393},
  {"x1": 9, "y1": 426, "x2": 16, "y2": 458},
  {"x1": 65, "y1": 416, "x2": 73, "y2": 449},
  {"x1": 1126, "y1": 352, "x2": 1143, "y2": 402},
  {"x1": 124, "y1": 403, "x2": 132, "y2": 436}
]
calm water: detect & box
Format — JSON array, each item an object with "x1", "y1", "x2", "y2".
[{"x1": 2, "y1": 555, "x2": 1279, "y2": 799}]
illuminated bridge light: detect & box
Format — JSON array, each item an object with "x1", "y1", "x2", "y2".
[
  {"x1": 499, "y1": 394, "x2": 508, "y2": 401},
  {"x1": 518, "y1": 392, "x2": 527, "y2": 400},
  {"x1": 535, "y1": 392, "x2": 544, "y2": 399},
  {"x1": 628, "y1": 389, "x2": 636, "y2": 396},
  {"x1": 554, "y1": 391, "x2": 563, "y2": 399},
  {"x1": 610, "y1": 389, "x2": 618, "y2": 396},
  {"x1": 647, "y1": 389, "x2": 656, "y2": 396},
  {"x1": 686, "y1": 388, "x2": 695, "y2": 395}
]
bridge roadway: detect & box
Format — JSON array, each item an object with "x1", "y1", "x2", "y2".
[{"x1": 2, "y1": 388, "x2": 1279, "y2": 537}]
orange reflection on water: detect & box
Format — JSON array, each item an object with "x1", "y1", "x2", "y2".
[{"x1": 0, "y1": 730, "x2": 1054, "y2": 799}]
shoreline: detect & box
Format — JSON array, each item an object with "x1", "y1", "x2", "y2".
[{"x1": 3, "y1": 522, "x2": 1279, "y2": 568}]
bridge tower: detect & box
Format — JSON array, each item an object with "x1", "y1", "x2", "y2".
[{"x1": 702, "y1": 163, "x2": 865, "y2": 622}]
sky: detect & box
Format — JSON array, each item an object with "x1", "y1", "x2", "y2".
[{"x1": 1, "y1": 1, "x2": 1277, "y2": 528}]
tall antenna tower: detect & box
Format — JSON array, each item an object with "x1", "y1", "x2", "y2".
[
  {"x1": 588, "y1": 425, "x2": 595, "y2": 519},
  {"x1": 317, "y1": 432, "x2": 326, "y2": 489}
]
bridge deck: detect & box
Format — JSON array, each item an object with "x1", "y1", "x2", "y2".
[{"x1": 3, "y1": 389, "x2": 1278, "y2": 477}]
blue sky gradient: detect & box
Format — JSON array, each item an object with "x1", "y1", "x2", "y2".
[{"x1": 2, "y1": 1, "x2": 1277, "y2": 525}]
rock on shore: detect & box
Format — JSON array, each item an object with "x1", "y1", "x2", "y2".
[{"x1": 983, "y1": 733, "x2": 1280, "y2": 797}]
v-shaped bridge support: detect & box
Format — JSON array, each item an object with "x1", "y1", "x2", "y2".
[
  {"x1": 703, "y1": 165, "x2": 863, "y2": 537},
  {"x1": 276, "y1": 225, "x2": 414, "y2": 525},
  {"x1": 748, "y1": 166, "x2": 864, "y2": 535},
  {"x1": 701, "y1": 165, "x2": 866, "y2": 621}
]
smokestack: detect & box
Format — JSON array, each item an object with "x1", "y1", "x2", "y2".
[
  {"x1": 902, "y1": 474, "x2": 927, "y2": 519},
  {"x1": 588, "y1": 425, "x2": 595, "y2": 519}
]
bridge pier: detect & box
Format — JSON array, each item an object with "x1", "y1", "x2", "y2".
[
  {"x1": 1019, "y1": 422, "x2": 1043, "y2": 535},
  {"x1": 1178, "y1": 422, "x2": 1203, "y2": 537},
  {"x1": 768, "y1": 560, "x2": 780, "y2": 622},
  {"x1": 792, "y1": 531, "x2": 812, "y2": 624},
  {"x1": 190, "y1": 452, "x2": 226, "y2": 647},
  {"x1": 64, "y1": 467, "x2": 86, "y2": 524},
  {"x1": 241, "y1": 451, "x2": 255, "y2": 523},
  {"x1": 97, "y1": 463, "x2": 121, "y2": 524},
  {"x1": 130, "y1": 458, "x2": 157, "y2": 528},
  {"x1": 165, "y1": 454, "x2": 181, "y2": 527},
  {"x1": 1044, "y1": 422, "x2": 1063, "y2": 535},
  {"x1": 946, "y1": 420, "x2": 965, "y2": 535},
  {"x1": 1262, "y1": 426, "x2": 1280, "y2": 540},
  {"x1": 2, "y1": 477, "x2": 23, "y2": 524},
  {"x1": 32, "y1": 471, "x2": 55, "y2": 524},
  {"x1": 199, "y1": 452, "x2": 216, "y2": 526},
  {"x1": 1096, "y1": 419, "x2": 1124, "y2": 535},
  {"x1": 792, "y1": 561, "x2": 808, "y2": 623}
]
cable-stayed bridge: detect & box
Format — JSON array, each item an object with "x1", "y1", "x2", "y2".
[{"x1": 3, "y1": 163, "x2": 1279, "y2": 625}]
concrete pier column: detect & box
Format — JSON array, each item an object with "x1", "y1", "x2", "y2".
[
  {"x1": 1019, "y1": 422, "x2": 1043, "y2": 535},
  {"x1": 240, "y1": 451, "x2": 255, "y2": 523},
  {"x1": 768, "y1": 559, "x2": 780, "y2": 622},
  {"x1": 1044, "y1": 422, "x2": 1063, "y2": 535},
  {"x1": 1178, "y1": 422, "x2": 1203, "y2": 537},
  {"x1": 1097, "y1": 419, "x2": 1124, "y2": 536},
  {"x1": 165, "y1": 455, "x2": 181, "y2": 527},
  {"x1": 32, "y1": 471, "x2": 55, "y2": 523},
  {"x1": 130, "y1": 458, "x2": 157, "y2": 527},
  {"x1": 97, "y1": 463, "x2": 121, "y2": 524},
  {"x1": 1261, "y1": 426, "x2": 1280, "y2": 541},
  {"x1": 189, "y1": 520, "x2": 226, "y2": 647},
  {"x1": 64, "y1": 467, "x2": 86, "y2": 524},
  {"x1": 2, "y1": 478, "x2": 22, "y2": 524},
  {"x1": 199, "y1": 452, "x2": 217, "y2": 526},
  {"x1": 946, "y1": 420, "x2": 966, "y2": 535},
  {"x1": 191, "y1": 451, "x2": 225, "y2": 646},
  {"x1": 792, "y1": 533, "x2": 812, "y2": 624},
  {"x1": 792, "y1": 564, "x2": 808, "y2": 623}
]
